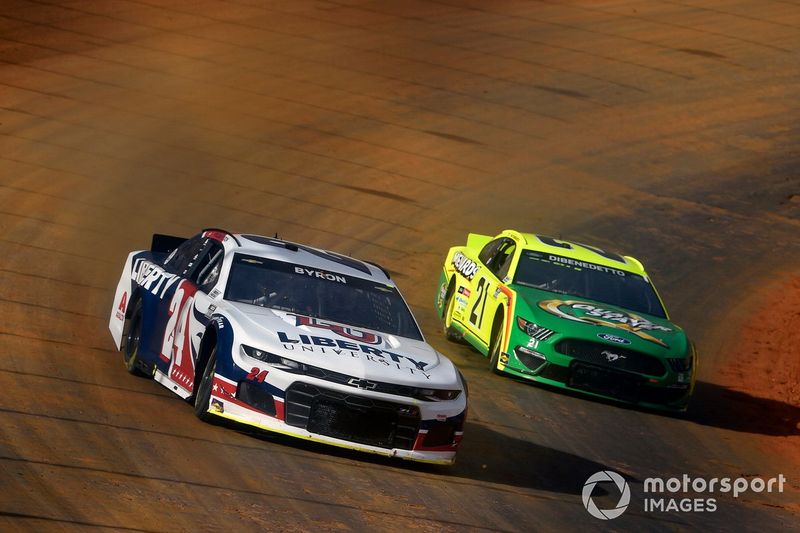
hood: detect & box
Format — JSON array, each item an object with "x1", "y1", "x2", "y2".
[
  {"x1": 227, "y1": 302, "x2": 452, "y2": 386},
  {"x1": 512, "y1": 285, "x2": 688, "y2": 356}
]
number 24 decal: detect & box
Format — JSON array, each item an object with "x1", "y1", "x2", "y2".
[
  {"x1": 469, "y1": 277, "x2": 489, "y2": 328},
  {"x1": 247, "y1": 368, "x2": 269, "y2": 383}
]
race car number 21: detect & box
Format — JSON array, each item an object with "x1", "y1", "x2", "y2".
[{"x1": 469, "y1": 277, "x2": 488, "y2": 328}]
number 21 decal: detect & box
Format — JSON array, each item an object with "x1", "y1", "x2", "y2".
[{"x1": 469, "y1": 277, "x2": 489, "y2": 328}]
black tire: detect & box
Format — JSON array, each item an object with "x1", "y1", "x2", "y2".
[
  {"x1": 442, "y1": 283, "x2": 462, "y2": 342},
  {"x1": 194, "y1": 347, "x2": 217, "y2": 422},
  {"x1": 122, "y1": 301, "x2": 146, "y2": 376},
  {"x1": 488, "y1": 319, "x2": 505, "y2": 375}
]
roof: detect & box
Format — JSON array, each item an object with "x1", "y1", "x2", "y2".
[
  {"x1": 509, "y1": 230, "x2": 647, "y2": 276},
  {"x1": 216, "y1": 232, "x2": 392, "y2": 283}
]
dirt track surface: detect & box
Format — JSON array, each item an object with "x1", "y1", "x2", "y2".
[{"x1": 2, "y1": 0, "x2": 800, "y2": 530}]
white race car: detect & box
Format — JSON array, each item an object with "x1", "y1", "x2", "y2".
[{"x1": 109, "y1": 229, "x2": 467, "y2": 464}]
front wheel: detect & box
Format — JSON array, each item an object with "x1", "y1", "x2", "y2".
[
  {"x1": 488, "y1": 324, "x2": 505, "y2": 375},
  {"x1": 194, "y1": 347, "x2": 218, "y2": 422}
]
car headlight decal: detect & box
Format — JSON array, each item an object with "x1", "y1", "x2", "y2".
[
  {"x1": 516, "y1": 316, "x2": 555, "y2": 340},
  {"x1": 417, "y1": 389, "x2": 461, "y2": 401},
  {"x1": 241, "y1": 344, "x2": 302, "y2": 371}
]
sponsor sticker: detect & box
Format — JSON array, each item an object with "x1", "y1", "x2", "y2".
[
  {"x1": 132, "y1": 259, "x2": 180, "y2": 299},
  {"x1": 540, "y1": 299, "x2": 671, "y2": 347},
  {"x1": 597, "y1": 333, "x2": 631, "y2": 345},
  {"x1": 452, "y1": 252, "x2": 480, "y2": 280},
  {"x1": 115, "y1": 291, "x2": 127, "y2": 321},
  {"x1": 437, "y1": 283, "x2": 447, "y2": 307},
  {"x1": 276, "y1": 330, "x2": 431, "y2": 378},
  {"x1": 210, "y1": 399, "x2": 224, "y2": 413},
  {"x1": 293, "y1": 314, "x2": 382, "y2": 344}
]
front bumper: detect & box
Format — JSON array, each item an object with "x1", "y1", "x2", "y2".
[
  {"x1": 497, "y1": 327, "x2": 695, "y2": 411},
  {"x1": 501, "y1": 359, "x2": 694, "y2": 411},
  {"x1": 204, "y1": 373, "x2": 466, "y2": 465}
]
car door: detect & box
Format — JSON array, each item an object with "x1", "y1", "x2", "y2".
[
  {"x1": 464, "y1": 238, "x2": 517, "y2": 348},
  {"x1": 157, "y1": 236, "x2": 223, "y2": 393}
]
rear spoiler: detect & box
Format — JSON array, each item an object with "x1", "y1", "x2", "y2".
[
  {"x1": 466, "y1": 233, "x2": 492, "y2": 251},
  {"x1": 151, "y1": 234, "x2": 187, "y2": 255},
  {"x1": 364, "y1": 260, "x2": 391, "y2": 279}
]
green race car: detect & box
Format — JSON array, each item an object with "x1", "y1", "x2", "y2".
[{"x1": 435, "y1": 230, "x2": 696, "y2": 411}]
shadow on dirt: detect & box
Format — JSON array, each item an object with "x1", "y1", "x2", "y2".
[
  {"x1": 511, "y1": 376, "x2": 800, "y2": 437},
  {"x1": 448, "y1": 421, "x2": 636, "y2": 494},
  {"x1": 236, "y1": 419, "x2": 633, "y2": 494},
  {"x1": 688, "y1": 381, "x2": 800, "y2": 437},
  {"x1": 499, "y1": 372, "x2": 800, "y2": 438}
]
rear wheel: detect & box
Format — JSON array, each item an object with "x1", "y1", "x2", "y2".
[
  {"x1": 194, "y1": 347, "x2": 218, "y2": 422},
  {"x1": 442, "y1": 283, "x2": 462, "y2": 342},
  {"x1": 122, "y1": 301, "x2": 146, "y2": 376}
]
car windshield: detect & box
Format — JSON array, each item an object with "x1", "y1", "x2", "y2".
[
  {"x1": 513, "y1": 251, "x2": 667, "y2": 318},
  {"x1": 225, "y1": 254, "x2": 423, "y2": 340}
]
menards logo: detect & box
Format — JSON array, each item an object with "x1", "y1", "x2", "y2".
[{"x1": 538, "y1": 300, "x2": 671, "y2": 347}]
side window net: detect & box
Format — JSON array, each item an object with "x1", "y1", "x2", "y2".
[
  {"x1": 478, "y1": 239, "x2": 503, "y2": 266},
  {"x1": 494, "y1": 243, "x2": 516, "y2": 279},
  {"x1": 198, "y1": 248, "x2": 224, "y2": 289}
]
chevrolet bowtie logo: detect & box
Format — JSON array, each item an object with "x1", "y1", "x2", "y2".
[{"x1": 347, "y1": 378, "x2": 377, "y2": 390}]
